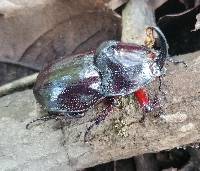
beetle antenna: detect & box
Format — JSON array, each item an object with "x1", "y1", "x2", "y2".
[{"x1": 148, "y1": 26, "x2": 169, "y2": 70}]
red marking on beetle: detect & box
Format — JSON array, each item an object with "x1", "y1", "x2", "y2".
[{"x1": 134, "y1": 88, "x2": 150, "y2": 108}]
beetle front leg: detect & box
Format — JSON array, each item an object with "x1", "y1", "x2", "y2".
[
  {"x1": 26, "y1": 113, "x2": 65, "y2": 129},
  {"x1": 167, "y1": 57, "x2": 187, "y2": 68},
  {"x1": 134, "y1": 88, "x2": 164, "y2": 120},
  {"x1": 134, "y1": 88, "x2": 153, "y2": 113}
]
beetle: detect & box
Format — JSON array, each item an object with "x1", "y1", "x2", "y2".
[{"x1": 26, "y1": 26, "x2": 168, "y2": 141}]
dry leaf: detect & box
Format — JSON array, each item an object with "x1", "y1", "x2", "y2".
[
  {"x1": 158, "y1": 5, "x2": 200, "y2": 55},
  {"x1": 19, "y1": 12, "x2": 121, "y2": 69},
  {"x1": 158, "y1": 5, "x2": 200, "y2": 31},
  {"x1": 0, "y1": 0, "x2": 119, "y2": 84},
  {"x1": 150, "y1": 0, "x2": 168, "y2": 9},
  {"x1": 106, "y1": 0, "x2": 128, "y2": 10},
  {"x1": 0, "y1": 0, "x2": 111, "y2": 62}
]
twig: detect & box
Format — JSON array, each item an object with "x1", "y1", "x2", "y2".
[
  {"x1": 0, "y1": 73, "x2": 38, "y2": 97},
  {"x1": 121, "y1": 0, "x2": 156, "y2": 44}
]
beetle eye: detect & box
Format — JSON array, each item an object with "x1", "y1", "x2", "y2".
[
  {"x1": 111, "y1": 45, "x2": 115, "y2": 49},
  {"x1": 108, "y1": 45, "x2": 115, "y2": 51}
]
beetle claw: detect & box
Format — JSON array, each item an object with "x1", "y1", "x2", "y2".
[
  {"x1": 143, "y1": 104, "x2": 154, "y2": 113},
  {"x1": 167, "y1": 57, "x2": 187, "y2": 68}
]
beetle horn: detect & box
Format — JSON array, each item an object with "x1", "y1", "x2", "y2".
[{"x1": 148, "y1": 26, "x2": 169, "y2": 70}]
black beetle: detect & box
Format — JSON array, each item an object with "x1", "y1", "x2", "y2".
[{"x1": 27, "y1": 26, "x2": 168, "y2": 141}]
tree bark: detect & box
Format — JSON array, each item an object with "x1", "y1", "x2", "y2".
[
  {"x1": 1, "y1": 51, "x2": 200, "y2": 170},
  {"x1": 121, "y1": 0, "x2": 156, "y2": 44}
]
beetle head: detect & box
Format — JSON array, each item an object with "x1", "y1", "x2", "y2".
[{"x1": 95, "y1": 40, "x2": 118, "y2": 59}]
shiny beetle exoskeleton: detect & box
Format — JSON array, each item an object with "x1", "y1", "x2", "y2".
[{"x1": 27, "y1": 27, "x2": 168, "y2": 141}]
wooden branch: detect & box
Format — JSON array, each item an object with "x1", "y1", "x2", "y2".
[
  {"x1": 0, "y1": 73, "x2": 38, "y2": 97},
  {"x1": 121, "y1": 0, "x2": 156, "y2": 44},
  {"x1": 1, "y1": 1, "x2": 200, "y2": 170},
  {"x1": 1, "y1": 51, "x2": 200, "y2": 170}
]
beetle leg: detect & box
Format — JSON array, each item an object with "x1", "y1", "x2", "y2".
[
  {"x1": 134, "y1": 88, "x2": 153, "y2": 113},
  {"x1": 84, "y1": 111, "x2": 108, "y2": 142},
  {"x1": 167, "y1": 57, "x2": 187, "y2": 68},
  {"x1": 158, "y1": 76, "x2": 168, "y2": 102},
  {"x1": 84, "y1": 98, "x2": 114, "y2": 142},
  {"x1": 134, "y1": 88, "x2": 166, "y2": 121},
  {"x1": 26, "y1": 113, "x2": 65, "y2": 129}
]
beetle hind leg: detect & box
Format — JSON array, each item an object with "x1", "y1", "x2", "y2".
[
  {"x1": 84, "y1": 115, "x2": 107, "y2": 142},
  {"x1": 26, "y1": 113, "x2": 65, "y2": 129},
  {"x1": 84, "y1": 98, "x2": 114, "y2": 142}
]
